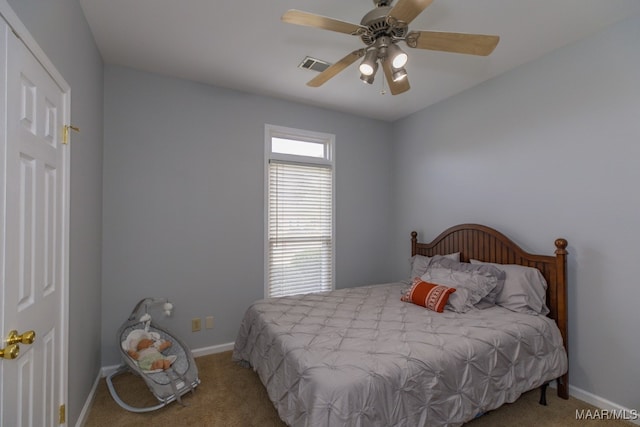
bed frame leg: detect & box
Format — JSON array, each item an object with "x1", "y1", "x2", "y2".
[{"x1": 539, "y1": 382, "x2": 549, "y2": 406}]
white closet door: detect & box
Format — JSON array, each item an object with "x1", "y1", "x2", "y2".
[{"x1": 1, "y1": 13, "x2": 70, "y2": 427}]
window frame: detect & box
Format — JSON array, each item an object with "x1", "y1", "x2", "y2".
[{"x1": 264, "y1": 124, "x2": 336, "y2": 298}]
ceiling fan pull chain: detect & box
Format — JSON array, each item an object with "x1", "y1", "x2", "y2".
[{"x1": 380, "y1": 74, "x2": 387, "y2": 95}]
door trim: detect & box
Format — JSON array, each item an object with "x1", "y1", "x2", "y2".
[
  {"x1": 0, "y1": 1, "x2": 71, "y2": 424},
  {"x1": 0, "y1": 1, "x2": 70, "y2": 94}
]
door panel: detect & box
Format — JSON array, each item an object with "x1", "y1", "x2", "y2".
[{"x1": 1, "y1": 15, "x2": 69, "y2": 426}]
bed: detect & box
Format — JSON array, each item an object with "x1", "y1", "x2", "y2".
[{"x1": 233, "y1": 224, "x2": 569, "y2": 426}]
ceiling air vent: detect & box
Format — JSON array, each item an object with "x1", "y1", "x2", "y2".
[{"x1": 298, "y1": 56, "x2": 331, "y2": 73}]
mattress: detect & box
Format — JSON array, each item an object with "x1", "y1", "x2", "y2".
[{"x1": 232, "y1": 282, "x2": 568, "y2": 427}]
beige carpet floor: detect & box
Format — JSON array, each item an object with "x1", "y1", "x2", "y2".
[{"x1": 85, "y1": 351, "x2": 633, "y2": 426}]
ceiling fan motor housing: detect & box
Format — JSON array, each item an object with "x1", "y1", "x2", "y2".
[{"x1": 360, "y1": 6, "x2": 408, "y2": 46}]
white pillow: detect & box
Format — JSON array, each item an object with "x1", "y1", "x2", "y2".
[
  {"x1": 470, "y1": 260, "x2": 549, "y2": 315},
  {"x1": 409, "y1": 252, "x2": 459, "y2": 282}
]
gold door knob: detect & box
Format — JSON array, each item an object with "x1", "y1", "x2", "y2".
[
  {"x1": 7, "y1": 330, "x2": 36, "y2": 345},
  {"x1": 0, "y1": 343, "x2": 20, "y2": 360}
]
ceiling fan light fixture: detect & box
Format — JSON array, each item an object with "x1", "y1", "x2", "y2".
[
  {"x1": 392, "y1": 67, "x2": 408, "y2": 82},
  {"x1": 358, "y1": 48, "x2": 378, "y2": 76},
  {"x1": 388, "y1": 42, "x2": 408, "y2": 69},
  {"x1": 360, "y1": 72, "x2": 375, "y2": 85},
  {"x1": 359, "y1": 63, "x2": 375, "y2": 76}
]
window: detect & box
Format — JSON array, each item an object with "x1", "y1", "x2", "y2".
[{"x1": 265, "y1": 125, "x2": 335, "y2": 298}]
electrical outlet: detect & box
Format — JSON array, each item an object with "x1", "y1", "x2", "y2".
[
  {"x1": 205, "y1": 316, "x2": 214, "y2": 329},
  {"x1": 192, "y1": 318, "x2": 201, "y2": 332}
]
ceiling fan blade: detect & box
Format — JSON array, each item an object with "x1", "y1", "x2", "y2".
[
  {"x1": 408, "y1": 31, "x2": 500, "y2": 56},
  {"x1": 382, "y1": 59, "x2": 410, "y2": 95},
  {"x1": 388, "y1": 0, "x2": 434, "y2": 25},
  {"x1": 282, "y1": 10, "x2": 366, "y2": 35},
  {"x1": 307, "y1": 49, "x2": 365, "y2": 88}
]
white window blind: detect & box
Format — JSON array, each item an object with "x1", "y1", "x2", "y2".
[{"x1": 268, "y1": 161, "x2": 333, "y2": 297}]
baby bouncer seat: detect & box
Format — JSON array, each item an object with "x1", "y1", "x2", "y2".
[{"x1": 107, "y1": 297, "x2": 200, "y2": 412}]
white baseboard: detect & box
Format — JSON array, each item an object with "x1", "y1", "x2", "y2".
[
  {"x1": 77, "y1": 342, "x2": 235, "y2": 426},
  {"x1": 191, "y1": 341, "x2": 235, "y2": 358},
  {"x1": 100, "y1": 363, "x2": 121, "y2": 378},
  {"x1": 568, "y1": 384, "x2": 640, "y2": 426},
  {"x1": 74, "y1": 371, "x2": 103, "y2": 427},
  {"x1": 546, "y1": 381, "x2": 638, "y2": 425}
]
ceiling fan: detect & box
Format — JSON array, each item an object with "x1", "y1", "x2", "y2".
[{"x1": 282, "y1": 0, "x2": 500, "y2": 95}]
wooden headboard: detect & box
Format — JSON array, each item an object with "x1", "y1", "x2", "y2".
[{"x1": 411, "y1": 223, "x2": 569, "y2": 399}]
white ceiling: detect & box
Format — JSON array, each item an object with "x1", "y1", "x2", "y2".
[{"x1": 79, "y1": 0, "x2": 640, "y2": 122}]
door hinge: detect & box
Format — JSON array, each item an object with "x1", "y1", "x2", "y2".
[
  {"x1": 59, "y1": 404, "x2": 66, "y2": 424},
  {"x1": 62, "y1": 124, "x2": 79, "y2": 145}
]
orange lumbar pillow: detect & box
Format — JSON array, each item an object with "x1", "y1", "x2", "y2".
[{"x1": 401, "y1": 277, "x2": 456, "y2": 313}]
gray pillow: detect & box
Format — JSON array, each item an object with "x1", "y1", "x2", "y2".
[
  {"x1": 421, "y1": 257, "x2": 505, "y2": 312},
  {"x1": 409, "y1": 252, "x2": 460, "y2": 283},
  {"x1": 470, "y1": 260, "x2": 549, "y2": 316}
]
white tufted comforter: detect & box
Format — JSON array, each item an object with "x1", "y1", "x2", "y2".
[{"x1": 232, "y1": 283, "x2": 567, "y2": 427}]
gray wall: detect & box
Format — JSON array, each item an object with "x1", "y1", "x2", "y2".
[
  {"x1": 6, "y1": 0, "x2": 104, "y2": 425},
  {"x1": 102, "y1": 65, "x2": 394, "y2": 365},
  {"x1": 391, "y1": 16, "x2": 640, "y2": 410}
]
